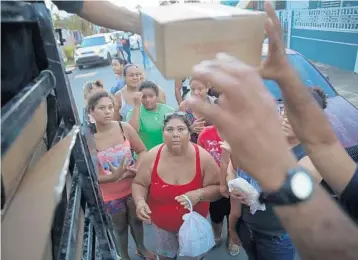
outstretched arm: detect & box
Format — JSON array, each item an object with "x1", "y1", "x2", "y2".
[{"x1": 53, "y1": 0, "x2": 141, "y2": 34}]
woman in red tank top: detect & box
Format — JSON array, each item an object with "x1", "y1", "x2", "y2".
[{"x1": 132, "y1": 112, "x2": 221, "y2": 259}]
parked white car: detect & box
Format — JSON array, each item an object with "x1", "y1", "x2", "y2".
[{"x1": 74, "y1": 33, "x2": 117, "y2": 69}]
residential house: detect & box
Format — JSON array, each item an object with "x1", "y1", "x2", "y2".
[{"x1": 221, "y1": 0, "x2": 358, "y2": 73}]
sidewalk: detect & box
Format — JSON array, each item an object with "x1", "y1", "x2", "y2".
[{"x1": 311, "y1": 61, "x2": 358, "y2": 108}]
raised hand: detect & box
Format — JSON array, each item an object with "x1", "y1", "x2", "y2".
[
  {"x1": 191, "y1": 117, "x2": 206, "y2": 135},
  {"x1": 133, "y1": 92, "x2": 143, "y2": 106},
  {"x1": 186, "y1": 53, "x2": 297, "y2": 192},
  {"x1": 109, "y1": 156, "x2": 130, "y2": 182}
]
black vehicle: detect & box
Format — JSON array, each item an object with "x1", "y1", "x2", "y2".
[{"x1": 1, "y1": 2, "x2": 118, "y2": 260}]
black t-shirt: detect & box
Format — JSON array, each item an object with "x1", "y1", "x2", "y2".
[
  {"x1": 52, "y1": 1, "x2": 84, "y2": 14},
  {"x1": 241, "y1": 144, "x2": 307, "y2": 236},
  {"x1": 340, "y1": 165, "x2": 358, "y2": 223}
]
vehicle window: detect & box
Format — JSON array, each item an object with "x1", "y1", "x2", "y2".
[
  {"x1": 80, "y1": 36, "x2": 106, "y2": 48},
  {"x1": 262, "y1": 54, "x2": 337, "y2": 100}
]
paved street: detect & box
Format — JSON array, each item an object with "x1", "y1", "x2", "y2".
[
  {"x1": 311, "y1": 62, "x2": 358, "y2": 108},
  {"x1": 68, "y1": 50, "x2": 356, "y2": 260},
  {"x1": 67, "y1": 50, "x2": 178, "y2": 121}
]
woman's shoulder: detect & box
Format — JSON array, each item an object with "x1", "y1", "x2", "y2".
[
  {"x1": 144, "y1": 144, "x2": 163, "y2": 163},
  {"x1": 179, "y1": 100, "x2": 188, "y2": 111},
  {"x1": 115, "y1": 86, "x2": 127, "y2": 96},
  {"x1": 196, "y1": 143, "x2": 212, "y2": 160}
]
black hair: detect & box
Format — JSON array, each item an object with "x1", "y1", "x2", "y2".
[
  {"x1": 83, "y1": 80, "x2": 104, "y2": 100},
  {"x1": 138, "y1": 80, "x2": 159, "y2": 96},
  {"x1": 123, "y1": 64, "x2": 139, "y2": 77},
  {"x1": 163, "y1": 112, "x2": 191, "y2": 131},
  {"x1": 311, "y1": 87, "x2": 327, "y2": 109},
  {"x1": 112, "y1": 57, "x2": 128, "y2": 66},
  {"x1": 86, "y1": 91, "x2": 114, "y2": 113}
]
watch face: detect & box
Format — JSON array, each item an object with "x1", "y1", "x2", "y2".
[{"x1": 291, "y1": 171, "x2": 313, "y2": 200}]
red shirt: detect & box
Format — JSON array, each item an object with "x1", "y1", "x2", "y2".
[
  {"x1": 198, "y1": 126, "x2": 222, "y2": 166},
  {"x1": 147, "y1": 144, "x2": 209, "y2": 233}
]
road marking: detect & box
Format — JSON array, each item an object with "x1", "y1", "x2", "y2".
[{"x1": 74, "y1": 71, "x2": 97, "y2": 79}]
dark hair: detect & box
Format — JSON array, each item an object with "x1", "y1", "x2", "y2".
[
  {"x1": 163, "y1": 112, "x2": 191, "y2": 131},
  {"x1": 138, "y1": 80, "x2": 159, "y2": 96},
  {"x1": 83, "y1": 79, "x2": 104, "y2": 90},
  {"x1": 113, "y1": 57, "x2": 128, "y2": 66},
  {"x1": 123, "y1": 64, "x2": 139, "y2": 77},
  {"x1": 83, "y1": 80, "x2": 104, "y2": 100},
  {"x1": 86, "y1": 91, "x2": 114, "y2": 112},
  {"x1": 311, "y1": 87, "x2": 327, "y2": 109}
]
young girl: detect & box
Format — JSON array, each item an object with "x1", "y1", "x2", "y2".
[
  {"x1": 179, "y1": 79, "x2": 216, "y2": 143},
  {"x1": 111, "y1": 57, "x2": 128, "y2": 95},
  {"x1": 87, "y1": 91, "x2": 156, "y2": 260},
  {"x1": 83, "y1": 80, "x2": 105, "y2": 124},
  {"x1": 198, "y1": 126, "x2": 242, "y2": 256}
]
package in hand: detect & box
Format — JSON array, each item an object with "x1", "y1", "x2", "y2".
[
  {"x1": 228, "y1": 177, "x2": 266, "y2": 214},
  {"x1": 178, "y1": 195, "x2": 215, "y2": 257}
]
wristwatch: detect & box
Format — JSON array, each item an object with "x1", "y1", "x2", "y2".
[{"x1": 259, "y1": 166, "x2": 314, "y2": 206}]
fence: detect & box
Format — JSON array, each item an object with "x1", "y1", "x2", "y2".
[{"x1": 276, "y1": 6, "x2": 358, "y2": 73}]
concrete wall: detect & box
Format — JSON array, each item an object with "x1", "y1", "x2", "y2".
[
  {"x1": 290, "y1": 29, "x2": 358, "y2": 71},
  {"x1": 277, "y1": 6, "x2": 358, "y2": 73}
]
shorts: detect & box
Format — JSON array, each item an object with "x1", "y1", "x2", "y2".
[
  {"x1": 209, "y1": 197, "x2": 231, "y2": 224},
  {"x1": 104, "y1": 196, "x2": 130, "y2": 215},
  {"x1": 153, "y1": 225, "x2": 206, "y2": 259}
]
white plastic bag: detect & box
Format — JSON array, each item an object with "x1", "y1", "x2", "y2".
[
  {"x1": 178, "y1": 195, "x2": 215, "y2": 257},
  {"x1": 228, "y1": 177, "x2": 266, "y2": 214}
]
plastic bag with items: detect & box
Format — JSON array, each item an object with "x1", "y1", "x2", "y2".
[
  {"x1": 228, "y1": 177, "x2": 266, "y2": 214},
  {"x1": 178, "y1": 195, "x2": 215, "y2": 257}
]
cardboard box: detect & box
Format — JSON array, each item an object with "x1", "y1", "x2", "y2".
[
  {"x1": 140, "y1": 4, "x2": 266, "y2": 79},
  {"x1": 2, "y1": 126, "x2": 80, "y2": 260}
]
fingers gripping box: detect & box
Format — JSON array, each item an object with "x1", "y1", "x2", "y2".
[{"x1": 140, "y1": 4, "x2": 266, "y2": 79}]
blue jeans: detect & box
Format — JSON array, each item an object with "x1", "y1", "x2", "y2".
[
  {"x1": 124, "y1": 48, "x2": 132, "y2": 63},
  {"x1": 140, "y1": 50, "x2": 149, "y2": 69},
  {"x1": 237, "y1": 222, "x2": 295, "y2": 260}
]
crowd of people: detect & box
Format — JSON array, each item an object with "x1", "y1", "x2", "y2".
[{"x1": 78, "y1": 2, "x2": 358, "y2": 260}]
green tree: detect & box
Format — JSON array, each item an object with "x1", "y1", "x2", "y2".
[{"x1": 53, "y1": 14, "x2": 94, "y2": 36}]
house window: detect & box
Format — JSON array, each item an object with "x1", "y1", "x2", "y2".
[
  {"x1": 275, "y1": 0, "x2": 287, "y2": 10},
  {"x1": 319, "y1": 0, "x2": 342, "y2": 8}
]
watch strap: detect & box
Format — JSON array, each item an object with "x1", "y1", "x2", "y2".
[{"x1": 258, "y1": 167, "x2": 313, "y2": 206}]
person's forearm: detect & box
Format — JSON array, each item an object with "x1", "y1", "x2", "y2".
[
  {"x1": 226, "y1": 161, "x2": 237, "y2": 182},
  {"x1": 174, "y1": 80, "x2": 183, "y2": 105},
  {"x1": 98, "y1": 174, "x2": 115, "y2": 184},
  {"x1": 280, "y1": 69, "x2": 356, "y2": 194},
  {"x1": 198, "y1": 185, "x2": 221, "y2": 202},
  {"x1": 135, "y1": 150, "x2": 147, "y2": 168},
  {"x1": 128, "y1": 105, "x2": 141, "y2": 132},
  {"x1": 219, "y1": 164, "x2": 228, "y2": 187},
  {"x1": 159, "y1": 90, "x2": 166, "y2": 104},
  {"x1": 132, "y1": 183, "x2": 149, "y2": 205},
  {"x1": 79, "y1": 0, "x2": 141, "y2": 34},
  {"x1": 307, "y1": 141, "x2": 356, "y2": 194},
  {"x1": 274, "y1": 185, "x2": 358, "y2": 260}
]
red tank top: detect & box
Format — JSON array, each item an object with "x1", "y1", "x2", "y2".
[{"x1": 148, "y1": 144, "x2": 209, "y2": 233}]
